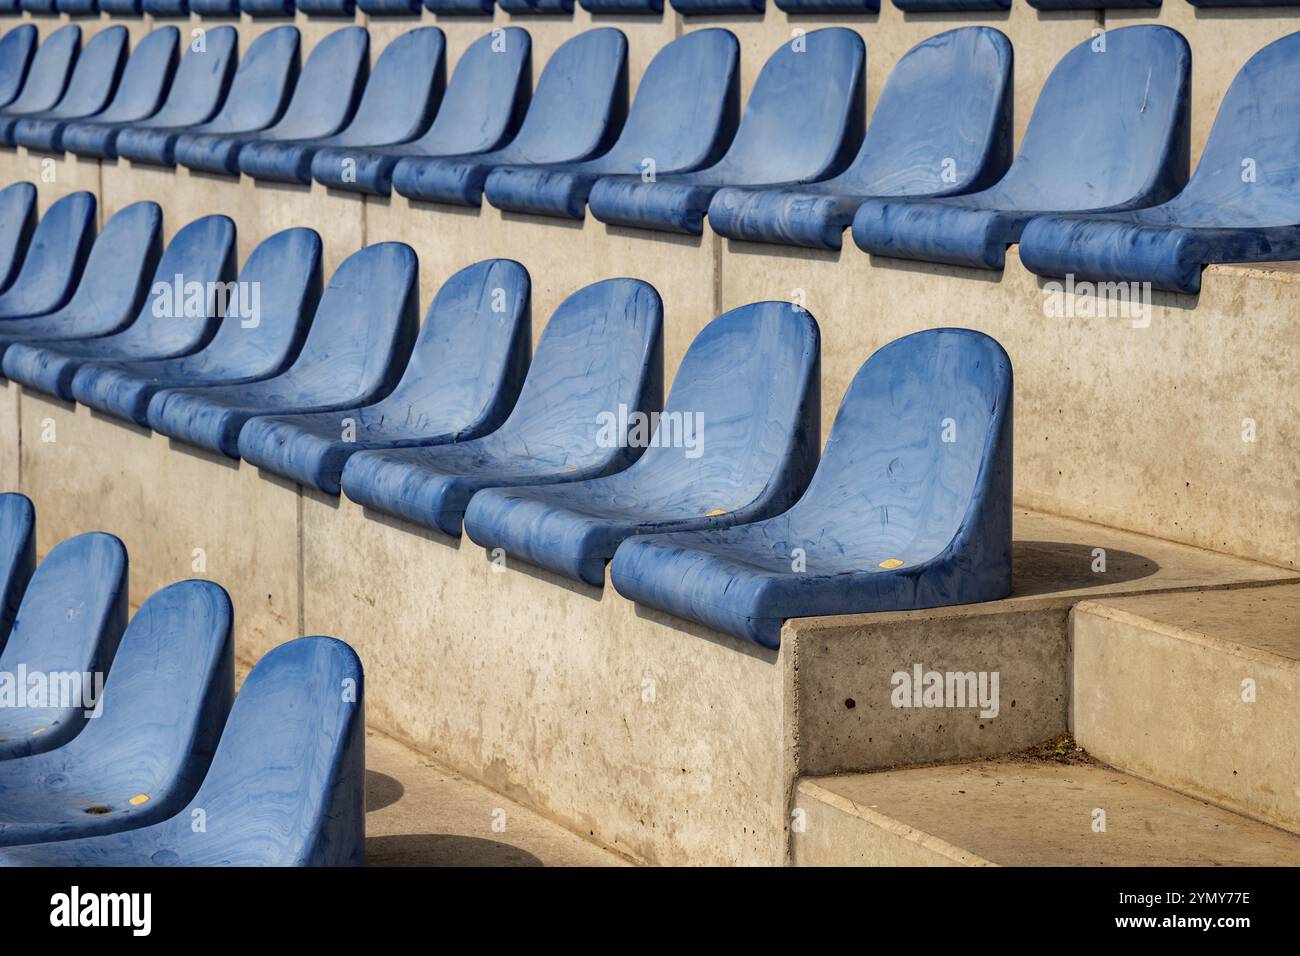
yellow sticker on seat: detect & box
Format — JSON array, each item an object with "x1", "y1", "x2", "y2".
[
  {"x1": 879, "y1": 558, "x2": 904, "y2": 569},
  {"x1": 129, "y1": 794, "x2": 150, "y2": 806},
  {"x1": 705, "y1": 508, "x2": 727, "y2": 517}
]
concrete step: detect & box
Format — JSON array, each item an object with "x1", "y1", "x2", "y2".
[
  {"x1": 792, "y1": 758, "x2": 1300, "y2": 866},
  {"x1": 1071, "y1": 583, "x2": 1300, "y2": 835}
]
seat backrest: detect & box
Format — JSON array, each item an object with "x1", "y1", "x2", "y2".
[
  {"x1": 798, "y1": 329, "x2": 1013, "y2": 569},
  {"x1": 415, "y1": 27, "x2": 530, "y2": 156},
  {"x1": 95, "y1": 27, "x2": 179, "y2": 124},
  {"x1": 99, "y1": 0, "x2": 144, "y2": 11},
  {"x1": 262, "y1": 26, "x2": 367, "y2": 139},
  {"x1": 144, "y1": 26, "x2": 238, "y2": 129},
  {"x1": 56, "y1": 0, "x2": 100, "y2": 13},
  {"x1": 0, "y1": 181, "x2": 37, "y2": 293},
  {"x1": 0, "y1": 493, "x2": 35, "y2": 653},
  {"x1": 47, "y1": 25, "x2": 128, "y2": 118},
  {"x1": 340, "y1": 27, "x2": 444, "y2": 145},
  {"x1": 53, "y1": 201, "x2": 164, "y2": 330},
  {"x1": 846, "y1": 26, "x2": 1012, "y2": 196},
  {"x1": 6, "y1": 24, "x2": 80, "y2": 115},
  {"x1": 142, "y1": 0, "x2": 189, "y2": 11},
  {"x1": 713, "y1": 27, "x2": 864, "y2": 182},
  {"x1": 192, "y1": 0, "x2": 241, "y2": 12},
  {"x1": 178, "y1": 637, "x2": 365, "y2": 866},
  {"x1": 0, "y1": 25, "x2": 38, "y2": 110},
  {"x1": 127, "y1": 215, "x2": 237, "y2": 351},
  {"x1": 201, "y1": 25, "x2": 299, "y2": 133},
  {"x1": 603, "y1": 28, "x2": 738, "y2": 171},
  {"x1": 299, "y1": 0, "x2": 353, "y2": 11},
  {"x1": 491, "y1": 278, "x2": 663, "y2": 470},
  {"x1": 0, "y1": 190, "x2": 96, "y2": 317},
  {"x1": 994, "y1": 25, "x2": 1190, "y2": 209}
]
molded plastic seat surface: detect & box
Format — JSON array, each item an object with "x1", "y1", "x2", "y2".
[
  {"x1": 1019, "y1": 31, "x2": 1300, "y2": 294},
  {"x1": 1029, "y1": 0, "x2": 1157, "y2": 7},
  {"x1": 587, "y1": 28, "x2": 864, "y2": 235},
  {"x1": 99, "y1": 0, "x2": 143, "y2": 11},
  {"x1": 893, "y1": 0, "x2": 1007, "y2": 9},
  {"x1": 0, "y1": 636, "x2": 365, "y2": 867},
  {"x1": 851, "y1": 26, "x2": 1192, "y2": 270},
  {"x1": 115, "y1": 26, "x2": 298, "y2": 167},
  {"x1": 0, "y1": 26, "x2": 77, "y2": 126},
  {"x1": 299, "y1": 0, "x2": 355, "y2": 11},
  {"x1": 341, "y1": 278, "x2": 663, "y2": 537},
  {"x1": 142, "y1": 0, "x2": 188, "y2": 12},
  {"x1": 242, "y1": 0, "x2": 295, "y2": 12},
  {"x1": 464, "y1": 301, "x2": 821, "y2": 587},
  {"x1": 0, "y1": 26, "x2": 38, "y2": 111},
  {"x1": 708, "y1": 27, "x2": 1012, "y2": 250},
  {"x1": 239, "y1": 258, "x2": 529, "y2": 495},
  {"x1": 357, "y1": 0, "x2": 419, "y2": 11},
  {"x1": 240, "y1": 27, "x2": 444, "y2": 186},
  {"x1": 0, "y1": 202, "x2": 162, "y2": 369},
  {"x1": 390, "y1": 28, "x2": 627, "y2": 207},
  {"x1": 147, "y1": 242, "x2": 417, "y2": 458},
  {"x1": 0, "y1": 580, "x2": 233, "y2": 848},
  {"x1": 484, "y1": 30, "x2": 738, "y2": 221},
  {"x1": 70, "y1": 228, "x2": 322, "y2": 426},
  {"x1": 498, "y1": 0, "x2": 570, "y2": 10},
  {"x1": 427, "y1": 0, "x2": 493, "y2": 10},
  {"x1": 0, "y1": 215, "x2": 236, "y2": 399},
  {"x1": 311, "y1": 28, "x2": 529, "y2": 197},
  {"x1": 18, "y1": 0, "x2": 56, "y2": 14},
  {"x1": 0, "y1": 532, "x2": 127, "y2": 760},
  {"x1": 0, "y1": 26, "x2": 127, "y2": 148},
  {"x1": 192, "y1": 0, "x2": 241, "y2": 13},
  {"x1": 0, "y1": 494, "x2": 35, "y2": 653},
  {"x1": 62, "y1": 27, "x2": 237, "y2": 161},
  {"x1": 176, "y1": 26, "x2": 365, "y2": 176},
  {"x1": 0, "y1": 182, "x2": 37, "y2": 294},
  {"x1": 773, "y1": 0, "x2": 875, "y2": 9},
  {"x1": 13, "y1": 27, "x2": 175, "y2": 153},
  {"x1": 670, "y1": 0, "x2": 763, "y2": 11},
  {"x1": 611, "y1": 328, "x2": 1014, "y2": 649},
  {"x1": 0, "y1": 191, "x2": 95, "y2": 320}
]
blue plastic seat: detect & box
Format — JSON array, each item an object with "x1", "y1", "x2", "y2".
[
  {"x1": 465, "y1": 301, "x2": 820, "y2": 587},
  {"x1": 0, "y1": 580, "x2": 233, "y2": 848},
  {"x1": 0, "y1": 202, "x2": 162, "y2": 369},
  {"x1": 426, "y1": 0, "x2": 492, "y2": 10},
  {"x1": 311, "y1": 28, "x2": 529, "y2": 197},
  {"x1": 0, "y1": 26, "x2": 127, "y2": 148},
  {"x1": 242, "y1": 0, "x2": 296, "y2": 13},
  {"x1": 611, "y1": 328, "x2": 1013, "y2": 649},
  {"x1": 115, "y1": 26, "x2": 298, "y2": 167},
  {"x1": 498, "y1": 0, "x2": 570, "y2": 9},
  {"x1": 773, "y1": 0, "x2": 873, "y2": 9},
  {"x1": 391, "y1": 28, "x2": 627, "y2": 207},
  {"x1": 0, "y1": 182, "x2": 37, "y2": 294},
  {"x1": 142, "y1": 0, "x2": 188, "y2": 12},
  {"x1": 0, "y1": 636, "x2": 364, "y2": 867},
  {"x1": 240, "y1": 27, "x2": 444, "y2": 186},
  {"x1": 342, "y1": 278, "x2": 663, "y2": 537},
  {"x1": 0, "y1": 532, "x2": 127, "y2": 760},
  {"x1": 147, "y1": 242, "x2": 418, "y2": 458},
  {"x1": 63, "y1": 27, "x2": 237, "y2": 161},
  {"x1": 0, "y1": 494, "x2": 35, "y2": 653},
  {"x1": 99, "y1": 0, "x2": 144, "y2": 11},
  {"x1": 239, "y1": 258, "x2": 529, "y2": 495},
  {"x1": 851, "y1": 26, "x2": 1192, "y2": 270},
  {"x1": 588, "y1": 28, "x2": 864, "y2": 236},
  {"x1": 709, "y1": 27, "x2": 1012, "y2": 251},
  {"x1": 176, "y1": 26, "x2": 365, "y2": 177},
  {"x1": 192, "y1": 0, "x2": 241, "y2": 13},
  {"x1": 0, "y1": 26, "x2": 38, "y2": 112},
  {"x1": 1020, "y1": 31, "x2": 1300, "y2": 294},
  {"x1": 670, "y1": 0, "x2": 762, "y2": 10},
  {"x1": 14, "y1": 27, "x2": 177, "y2": 153},
  {"x1": 893, "y1": 0, "x2": 1006, "y2": 9},
  {"x1": 71, "y1": 228, "x2": 322, "y2": 426},
  {"x1": 357, "y1": 0, "x2": 419, "y2": 11},
  {"x1": 0, "y1": 26, "x2": 79, "y2": 125},
  {"x1": 1029, "y1": 0, "x2": 1156, "y2": 7},
  {"x1": 582, "y1": 0, "x2": 661, "y2": 10},
  {"x1": 299, "y1": 0, "x2": 354, "y2": 12},
  {"x1": 1, "y1": 215, "x2": 236, "y2": 400},
  {"x1": 18, "y1": 0, "x2": 57, "y2": 13},
  {"x1": 0, "y1": 191, "x2": 96, "y2": 320},
  {"x1": 484, "y1": 29, "x2": 738, "y2": 221},
  {"x1": 56, "y1": 0, "x2": 101, "y2": 13}
]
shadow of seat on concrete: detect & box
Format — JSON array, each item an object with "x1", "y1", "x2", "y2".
[
  {"x1": 366, "y1": 834, "x2": 545, "y2": 867},
  {"x1": 365, "y1": 770, "x2": 404, "y2": 813},
  {"x1": 1012, "y1": 540, "x2": 1160, "y2": 597}
]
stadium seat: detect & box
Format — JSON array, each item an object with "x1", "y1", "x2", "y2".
[
  {"x1": 391, "y1": 28, "x2": 627, "y2": 207},
  {"x1": 0, "y1": 215, "x2": 236, "y2": 399},
  {"x1": 99, "y1": 0, "x2": 144, "y2": 11},
  {"x1": 56, "y1": 0, "x2": 101, "y2": 12},
  {"x1": 610, "y1": 328, "x2": 1014, "y2": 649},
  {"x1": 464, "y1": 300, "x2": 821, "y2": 587},
  {"x1": 0, "y1": 191, "x2": 96, "y2": 320},
  {"x1": 299, "y1": 0, "x2": 355, "y2": 12},
  {"x1": 240, "y1": 27, "x2": 445, "y2": 186},
  {"x1": 142, "y1": 0, "x2": 188, "y2": 13},
  {"x1": 242, "y1": 0, "x2": 296, "y2": 12},
  {"x1": 894, "y1": 0, "x2": 1006, "y2": 9},
  {"x1": 670, "y1": 0, "x2": 762, "y2": 12},
  {"x1": 1020, "y1": 31, "x2": 1300, "y2": 295},
  {"x1": 19, "y1": 0, "x2": 57, "y2": 13},
  {"x1": 498, "y1": 0, "x2": 570, "y2": 10},
  {"x1": 0, "y1": 202, "x2": 162, "y2": 366},
  {"x1": 0, "y1": 636, "x2": 365, "y2": 867},
  {"x1": 1029, "y1": 0, "x2": 1157, "y2": 7},
  {"x1": 0, "y1": 26, "x2": 38, "y2": 112},
  {"x1": 115, "y1": 26, "x2": 298, "y2": 167},
  {"x1": 0, "y1": 26, "x2": 79, "y2": 127},
  {"x1": 176, "y1": 26, "x2": 366, "y2": 176},
  {"x1": 146, "y1": 242, "x2": 418, "y2": 458},
  {"x1": 341, "y1": 278, "x2": 663, "y2": 537},
  {"x1": 357, "y1": 0, "x2": 420, "y2": 12},
  {"x1": 14, "y1": 27, "x2": 176, "y2": 153},
  {"x1": 0, "y1": 181, "x2": 37, "y2": 294},
  {"x1": 773, "y1": 0, "x2": 874, "y2": 9},
  {"x1": 851, "y1": 25, "x2": 1192, "y2": 270},
  {"x1": 708, "y1": 27, "x2": 1012, "y2": 251},
  {"x1": 582, "y1": 0, "x2": 660, "y2": 10},
  {"x1": 0, "y1": 493, "x2": 35, "y2": 652},
  {"x1": 192, "y1": 0, "x2": 242, "y2": 13},
  {"x1": 427, "y1": 0, "x2": 492, "y2": 11},
  {"x1": 0, "y1": 26, "x2": 127, "y2": 148},
  {"x1": 587, "y1": 28, "x2": 864, "y2": 235},
  {"x1": 239, "y1": 258, "x2": 529, "y2": 495},
  {"x1": 0, "y1": 580, "x2": 233, "y2": 848},
  {"x1": 0, "y1": 532, "x2": 127, "y2": 760},
  {"x1": 484, "y1": 29, "x2": 738, "y2": 221},
  {"x1": 311, "y1": 27, "x2": 529, "y2": 197},
  {"x1": 62, "y1": 26, "x2": 237, "y2": 161}
]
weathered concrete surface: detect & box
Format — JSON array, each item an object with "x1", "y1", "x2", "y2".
[
  {"x1": 1072, "y1": 583, "x2": 1300, "y2": 836},
  {"x1": 793, "y1": 761, "x2": 1300, "y2": 866},
  {"x1": 0, "y1": 382, "x2": 18, "y2": 491}
]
